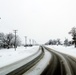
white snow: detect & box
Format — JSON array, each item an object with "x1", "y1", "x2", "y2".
[
  {"x1": 23, "y1": 49, "x2": 52, "y2": 75},
  {"x1": 47, "y1": 45, "x2": 76, "y2": 58},
  {"x1": 1, "y1": 45, "x2": 76, "y2": 75},
  {"x1": 0, "y1": 46, "x2": 39, "y2": 68}
]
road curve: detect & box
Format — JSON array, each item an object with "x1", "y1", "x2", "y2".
[
  {"x1": 6, "y1": 46, "x2": 44, "y2": 75},
  {"x1": 0, "y1": 46, "x2": 44, "y2": 75},
  {"x1": 1, "y1": 46, "x2": 76, "y2": 75},
  {"x1": 41, "y1": 46, "x2": 76, "y2": 75}
]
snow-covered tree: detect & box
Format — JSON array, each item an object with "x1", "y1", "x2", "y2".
[
  {"x1": 0, "y1": 32, "x2": 21, "y2": 49},
  {"x1": 64, "y1": 38, "x2": 70, "y2": 46},
  {"x1": 57, "y1": 39, "x2": 61, "y2": 45},
  {"x1": 0, "y1": 33, "x2": 6, "y2": 48},
  {"x1": 69, "y1": 27, "x2": 76, "y2": 47},
  {"x1": 11, "y1": 36, "x2": 21, "y2": 47},
  {"x1": 52, "y1": 40, "x2": 57, "y2": 45},
  {"x1": 45, "y1": 39, "x2": 58, "y2": 45},
  {"x1": 6, "y1": 33, "x2": 14, "y2": 48},
  {"x1": 49, "y1": 40, "x2": 53, "y2": 45}
]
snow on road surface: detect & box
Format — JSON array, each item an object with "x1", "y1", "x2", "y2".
[
  {"x1": 23, "y1": 48, "x2": 52, "y2": 75},
  {"x1": 0, "y1": 46, "x2": 39, "y2": 68},
  {"x1": 47, "y1": 45, "x2": 76, "y2": 58}
]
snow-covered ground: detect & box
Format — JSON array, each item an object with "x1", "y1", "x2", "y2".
[
  {"x1": 23, "y1": 49, "x2": 52, "y2": 75},
  {"x1": 0, "y1": 46, "x2": 39, "y2": 68},
  {"x1": 1, "y1": 45, "x2": 76, "y2": 75},
  {"x1": 47, "y1": 45, "x2": 76, "y2": 58}
]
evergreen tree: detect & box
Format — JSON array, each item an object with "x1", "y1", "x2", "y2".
[{"x1": 69, "y1": 27, "x2": 76, "y2": 47}]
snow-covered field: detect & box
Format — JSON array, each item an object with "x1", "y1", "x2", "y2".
[
  {"x1": 47, "y1": 45, "x2": 76, "y2": 58},
  {"x1": 0, "y1": 46, "x2": 39, "y2": 68}
]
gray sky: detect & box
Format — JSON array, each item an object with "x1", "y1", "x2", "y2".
[{"x1": 0, "y1": 0, "x2": 76, "y2": 44}]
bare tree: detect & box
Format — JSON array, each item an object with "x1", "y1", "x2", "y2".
[
  {"x1": 6, "y1": 33, "x2": 14, "y2": 48},
  {"x1": 0, "y1": 33, "x2": 5, "y2": 47}
]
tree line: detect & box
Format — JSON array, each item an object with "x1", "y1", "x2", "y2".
[
  {"x1": 45, "y1": 39, "x2": 62, "y2": 45},
  {"x1": 0, "y1": 32, "x2": 21, "y2": 49},
  {"x1": 45, "y1": 38, "x2": 72, "y2": 46},
  {"x1": 45, "y1": 27, "x2": 76, "y2": 48}
]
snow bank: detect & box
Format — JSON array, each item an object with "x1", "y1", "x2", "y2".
[
  {"x1": 47, "y1": 45, "x2": 76, "y2": 58},
  {"x1": 0, "y1": 46, "x2": 39, "y2": 68},
  {"x1": 23, "y1": 49, "x2": 52, "y2": 75}
]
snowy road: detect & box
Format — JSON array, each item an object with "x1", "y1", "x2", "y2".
[
  {"x1": 22, "y1": 46, "x2": 76, "y2": 75},
  {"x1": 23, "y1": 47, "x2": 52, "y2": 75},
  {"x1": 7, "y1": 46, "x2": 44, "y2": 75},
  {"x1": 0, "y1": 46, "x2": 52, "y2": 75},
  {"x1": 0, "y1": 45, "x2": 76, "y2": 75},
  {"x1": 41, "y1": 46, "x2": 76, "y2": 75}
]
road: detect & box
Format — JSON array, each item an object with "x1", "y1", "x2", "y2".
[
  {"x1": 0, "y1": 46, "x2": 44, "y2": 75},
  {"x1": 19, "y1": 46, "x2": 76, "y2": 75},
  {"x1": 23, "y1": 46, "x2": 52, "y2": 75},
  {"x1": 7, "y1": 46, "x2": 44, "y2": 75},
  {"x1": 0, "y1": 46, "x2": 76, "y2": 75},
  {"x1": 41, "y1": 46, "x2": 76, "y2": 75}
]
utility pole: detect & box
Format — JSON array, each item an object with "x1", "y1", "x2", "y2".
[
  {"x1": 29, "y1": 39, "x2": 31, "y2": 46},
  {"x1": 32, "y1": 39, "x2": 34, "y2": 46},
  {"x1": 34, "y1": 41, "x2": 36, "y2": 45},
  {"x1": 13, "y1": 30, "x2": 17, "y2": 51},
  {"x1": 33, "y1": 40, "x2": 35, "y2": 46},
  {"x1": 25, "y1": 36, "x2": 27, "y2": 47}
]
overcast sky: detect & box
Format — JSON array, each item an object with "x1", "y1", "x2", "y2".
[{"x1": 0, "y1": 0, "x2": 76, "y2": 44}]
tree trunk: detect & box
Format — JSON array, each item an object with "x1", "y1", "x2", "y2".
[{"x1": 75, "y1": 42, "x2": 76, "y2": 48}]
